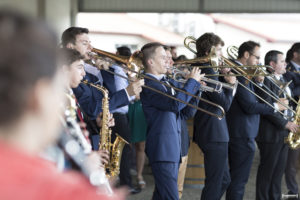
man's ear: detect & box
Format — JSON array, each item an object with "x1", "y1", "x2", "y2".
[
  {"x1": 147, "y1": 58, "x2": 153, "y2": 67},
  {"x1": 244, "y1": 51, "x2": 250, "y2": 59},
  {"x1": 269, "y1": 60, "x2": 276, "y2": 69},
  {"x1": 293, "y1": 51, "x2": 299, "y2": 59},
  {"x1": 66, "y1": 43, "x2": 74, "y2": 49}
]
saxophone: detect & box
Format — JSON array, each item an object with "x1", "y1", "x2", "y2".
[
  {"x1": 285, "y1": 98, "x2": 300, "y2": 149},
  {"x1": 82, "y1": 80, "x2": 129, "y2": 177}
]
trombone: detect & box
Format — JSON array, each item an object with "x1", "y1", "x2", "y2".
[
  {"x1": 183, "y1": 36, "x2": 298, "y2": 118},
  {"x1": 89, "y1": 48, "x2": 226, "y2": 119},
  {"x1": 226, "y1": 46, "x2": 299, "y2": 105},
  {"x1": 179, "y1": 37, "x2": 273, "y2": 77}
]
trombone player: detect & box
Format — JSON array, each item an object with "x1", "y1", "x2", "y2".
[
  {"x1": 256, "y1": 50, "x2": 299, "y2": 200},
  {"x1": 225, "y1": 41, "x2": 281, "y2": 200},
  {"x1": 192, "y1": 33, "x2": 237, "y2": 200}
]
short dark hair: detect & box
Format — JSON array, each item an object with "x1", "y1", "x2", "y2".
[
  {"x1": 163, "y1": 45, "x2": 171, "y2": 51},
  {"x1": 237, "y1": 41, "x2": 260, "y2": 59},
  {"x1": 264, "y1": 50, "x2": 283, "y2": 66},
  {"x1": 58, "y1": 48, "x2": 84, "y2": 67},
  {"x1": 0, "y1": 10, "x2": 58, "y2": 126},
  {"x1": 141, "y1": 42, "x2": 163, "y2": 69},
  {"x1": 61, "y1": 27, "x2": 89, "y2": 48},
  {"x1": 117, "y1": 46, "x2": 132, "y2": 56},
  {"x1": 285, "y1": 42, "x2": 300, "y2": 63},
  {"x1": 174, "y1": 55, "x2": 187, "y2": 62},
  {"x1": 196, "y1": 33, "x2": 224, "y2": 57}
]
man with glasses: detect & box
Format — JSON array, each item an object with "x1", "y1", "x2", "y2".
[{"x1": 225, "y1": 41, "x2": 275, "y2": 200}]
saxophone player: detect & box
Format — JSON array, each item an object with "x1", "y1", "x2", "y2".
[
  {"x1": 59, "y1": 48, "x2": 115, "y2": 168},
  {"x1": 284, "y1": 43, "x2": 300, "y2": 199},
  {"x1": 61, "y1": 27, "x2": 144, "y2": 193}
]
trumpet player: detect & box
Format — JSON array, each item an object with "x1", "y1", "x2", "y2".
[
  {"x1": 192, "y1": 33, "x2": 237, "y2": 200},
  {"x1": 165, "y1": 46, "x2": 200, "y2": 199},
  {"x1": 256, "y1": 50, "x2": 299, "y2": 200},
  {"x1": 140, "y1": 42, "x2": 203, "y2": 200}
]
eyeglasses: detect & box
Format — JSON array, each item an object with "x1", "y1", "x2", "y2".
[{"x1": 250, "y1": 53, "x2": 260, "y2": 60}]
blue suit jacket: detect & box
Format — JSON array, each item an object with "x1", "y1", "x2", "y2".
[
  {"x1": 101, "y1": 67, "x2": 117, "y2": 93},
  {"x1": 170, "y1": 80, "x2": 200, "y2": 156},
  {"x1": 72, "y1": 72, "x2": 129, "y2": 120},
  {"x1": 140, "y1": 75, "x2": 200, "y2": 164},
  {"x1": 226, "y1": 75, "x2": 274, "y2": 139},
  {"x1": 193, "y1": 67, "x2": 234, "y2": 147},
  {"x1": 256, "y1": 78, "x2": 289, "y2": 143},
  {"x1": 284, "y1": 63, "x2": 300, "y2": 108}
]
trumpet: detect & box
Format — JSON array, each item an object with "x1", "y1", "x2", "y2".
[
  {"x1": 89, "y1": 48, "x2": 226, "y2": 119},
  {"x1": 171, "y1": 67, "x2": 238, "y2": 95}
]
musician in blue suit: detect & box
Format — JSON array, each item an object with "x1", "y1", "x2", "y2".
[
  {"x1": 140, "y1": 42, "x2": 203, "y2": 200},
  {"x1": 61, "y1": 27, "x2": 144, "y2": 153},
  {"x1": 61, "y1": 27, "x2": 144, "y2": 119},
  {"x1": 225, "y1": 41, "x2": 275, "y2": 200},
  {"x1": 192, "y1": 33, "x2": 237, "y2": 200},
  {"x1": 256, "y1": 50, "x2": 299, "y2": 200}
]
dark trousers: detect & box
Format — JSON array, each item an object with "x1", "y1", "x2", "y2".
[
  {"x1": 285, "y1": 148, "x2": 300, "y2": 194},
  {"x1": 199, "y1": 142, "x2": 231, "y2": 200},
  {"x1": 256, "y1": 141, "x2": 288, "y2": 200},
  {"x1": 226, "y1": 138, "x2": 256, "y2": 200},
  {"x1": 151, "y1": 161, "x2": 179, "y2": 200},
  {"x1": 111, "y1": 113, "x2": 132, "y2": 187}
]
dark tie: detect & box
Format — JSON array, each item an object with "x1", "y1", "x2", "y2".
[{"x1": 161, "y1": 77, "x2": 175, "y2": 95}]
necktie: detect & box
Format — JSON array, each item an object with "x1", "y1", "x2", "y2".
[{"x1": 161, "y1": 77, "x2": 175, "y2": 95}]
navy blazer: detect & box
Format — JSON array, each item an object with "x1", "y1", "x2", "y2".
[
  {"x1": 140, "y1": 75, "x2": 200, "y2": 164},
  {"x1": 171, "y1": 80, "x2": 200, "y2": 156},
  {"x1": 284, "y1": 63, "x2": 300, "y2": 101},
  {"x1": 101, "y1": 67, "x2": 117, "y2": 93},
  {"x1": 226, "y1": 75, "x2": 274, "y2": 139},
  {"x1": 72, "y1": 72, "x2": 129, "y2": 120},
  {"x1": 193, "y1": 67, "x2": 234, "y2": 147},
  {"x1": 256, "y1": 78, "x2": 289, "y2": 143}
]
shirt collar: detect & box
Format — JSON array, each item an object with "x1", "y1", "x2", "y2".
[
  {"x1": 290, "y1": 61, "x2": 300, "y2": 71},
  {"x1": 145, "y1": 73, "x2": 165, "y2": 81}
]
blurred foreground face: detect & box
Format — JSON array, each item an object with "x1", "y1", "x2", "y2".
[
  {"x1": 38, "y1": 71, "x2": 66, "y2": 147},
  {"x1": 0, "y1": 10, "x2": 65, "y2": 150}
]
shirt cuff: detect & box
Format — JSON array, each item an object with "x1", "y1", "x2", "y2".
[
  {"x1": 274, "y1": 103, "x2": 279, "y2": 113},
  {"x1": 124, "y1": 88, "x2": 135, "y2": 101}
]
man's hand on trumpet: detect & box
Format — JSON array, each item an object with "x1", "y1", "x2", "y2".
[{"x1": 188, "y1": 67, "x2": 205, "y2": 83}]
